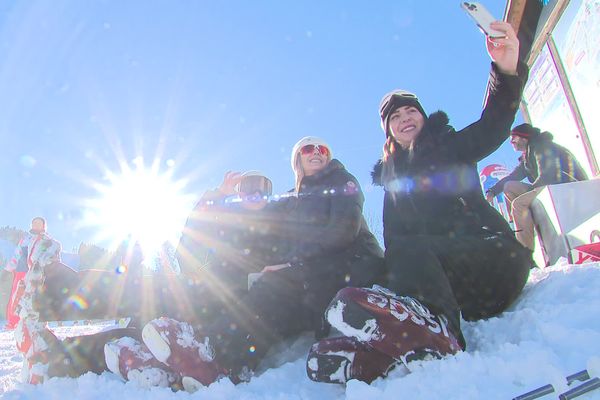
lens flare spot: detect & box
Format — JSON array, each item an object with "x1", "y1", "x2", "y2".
[
  {"x1": 20, "y1": 155, "x2": 37, "y2": 168},
  {"x1": 67, "y1": 294, "x2": 89, "y2": 310},
  {"x1": 248, "y1": 345, "x2": 256, "y2": 353},
  {"x1": 116, "y1": 264, "x2": 128, "y2": 274},
  {"x1": 79, "y1": 284, "x2": 91, "y2": 294}
]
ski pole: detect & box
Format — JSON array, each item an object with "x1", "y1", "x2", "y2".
[
  {"x1": 512, "y1": 370, "x2": 591, "y2": 400},
  {"x1": 558, "y1": 377, "x2": 600, "y2": 400}
]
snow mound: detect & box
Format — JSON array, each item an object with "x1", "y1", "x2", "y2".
[{"x1": 1, "y1": 262, "x2": 600, "y2": 400}]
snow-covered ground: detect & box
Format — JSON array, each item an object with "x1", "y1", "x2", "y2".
[{"x1": 2, "y1": 261, "x2": 600, "y2": 400}]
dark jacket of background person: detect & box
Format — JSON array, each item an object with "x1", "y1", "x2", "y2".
[
  {"x1": 373, "y1": 63, "x2": 533, "y2": 346},
  {"x1": 486, "y1": 131, "x2": 588, "y2": 196},
  {"x1": 177, "y1": 190, "x2": 289, "y2": 288},
  {"x1": 171, "y1": 189, "x2": 291, "y2": 327},
  {"x1": 203, "y1": 159, "x2": 384, "y2": 379}
]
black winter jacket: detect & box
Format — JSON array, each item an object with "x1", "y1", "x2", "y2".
[
  {"x1": 487, "y1": 132, "x2": 588, "y2": 196},
  {"x1": 372, "y1": 63, "x2": 528, "y2": 247},
  {"x1": 282, "y1": 159, "x2": 384, "y2": 287},
  {"x1": 176, "y1": 191, "x2": 290, "y2": 293}
]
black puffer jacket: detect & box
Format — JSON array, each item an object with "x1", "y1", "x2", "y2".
[
  {"x1": 283, "y1": 159, "x2": 384, "y2": 287},
  {"x1": 487, "y1": 132, "x2": 588, "y2": 196},
  {"x1": 176, "y1": 191, "x2": 290, "y2": 293},
  {"x1": 372, "y1": 63, "x2": 528, "y2": 247}
]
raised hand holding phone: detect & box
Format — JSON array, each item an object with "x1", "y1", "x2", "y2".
[
  {"x1": 218, "y1": 171, "x2": 243, "y2": 196},
  {"x1": 460, "y1": 2, "x2": 519, "y2": 75},
  {"x1": 485, "y1": 21, "x2": 519, "y2": 75}
]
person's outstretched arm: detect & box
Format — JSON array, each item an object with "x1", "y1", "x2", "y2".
[{"x1": 446, "y1": 22, "x2": 529, "y2": 163}]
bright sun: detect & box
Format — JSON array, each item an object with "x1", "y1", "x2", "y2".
[{"x1": 85, "y1": 158, "x2": 195, "y2": 256}]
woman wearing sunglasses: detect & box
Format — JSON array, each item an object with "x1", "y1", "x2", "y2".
[
  {"x1": 194, "y1": 136, "x2": 385, "y2": 384},
  {"x1": 279, "y1": 136, "x2": 385, "y2": 330},
  {"x1": 310, "y1": 22, "x2": 534, "y2": 384}
]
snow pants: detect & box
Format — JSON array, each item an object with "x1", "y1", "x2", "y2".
[
  {"x1": 201, "y1": 252, "x2": 383, "y2": 378},
  {"x1": 383, "y1": 233, "x2": 532, "y2": 348}
]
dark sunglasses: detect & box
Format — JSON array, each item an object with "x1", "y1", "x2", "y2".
[
  {"x1": 238, "y1": 175, "x2": 273, "y2": 196},
  {"x1": 300, "y1": 144, "x2": 330, "y2": 156}
]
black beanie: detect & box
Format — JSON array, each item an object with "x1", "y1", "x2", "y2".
[
  {"x1": 379, "y1": 89, "x2": 427, "y2": 136},
  {"x1": 511, "y1": 123, "x2": 540, "y2": 139}
]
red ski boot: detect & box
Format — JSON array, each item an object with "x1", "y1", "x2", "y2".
[
  {"x1": 325, "y1": 286, "x2": 463, "y2": 364},
  {"x1": 307, "y1": 336, "x2": 401, "y2": 384},
  {"x1": 104, "y1": 336, "x2": 177, "y2": 388},
  {"x1": 142, "y1": 317, "x2": 221, "y2": 392}
]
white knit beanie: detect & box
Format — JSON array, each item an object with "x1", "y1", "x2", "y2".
[{"x1": 290, "y1": 136, "x2": 333, "y2": 175}]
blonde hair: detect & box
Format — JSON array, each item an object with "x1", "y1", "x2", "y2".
[
  {"x1": 381, "y1": 135, "x2": 415, "y2": 201},
  {"x1": 290, "y1": 136, "x2": 332, "y2": 193},
  {"x1": 381, "y1": 136, "x2": 397, "y2": 187},
  {"x1": 294, "y1": 155, "x2": 305, "y2": 193},
  {"x1": 293, "y1": 149, "x2": 334, "y2": 193}
]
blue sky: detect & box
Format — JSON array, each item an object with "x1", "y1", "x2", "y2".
[{"x1": 0, "y1": 1, "x2": 520, "y2": 252}]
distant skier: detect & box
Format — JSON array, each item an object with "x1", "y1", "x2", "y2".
[
  {"x1": 6, "y1": 219, "x2": 130, "y2": 385},
  {"x1": 485, "y1": 123, "x2": 588, "y2": 250},
  {"x1": 4, "y1": 217, "x2": 50, "y2": 330},
  {"x1": 9, "y1": 217, "x2": 64, "y2": 384},
  {"x1": 307, "y1": 21, "x2": 534, "y2": 384}
]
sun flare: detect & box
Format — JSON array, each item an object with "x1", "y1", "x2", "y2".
[{"x1": 85, "y1": 159, "x2": 195, "y2": 257}]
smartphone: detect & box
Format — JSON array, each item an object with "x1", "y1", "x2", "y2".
[{"x1": 460, "y1": 2, "x2": 505, "y2": 38}]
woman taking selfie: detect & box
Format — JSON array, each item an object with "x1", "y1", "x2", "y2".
[{"x1": 310, "y1": 21, "x2": 534, "y2": 384}]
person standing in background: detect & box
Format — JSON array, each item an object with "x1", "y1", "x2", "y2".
[
  {"x1": 4, "y1": 217, "x2": 48, "y2": 329},
  {"x1": 308, "y1": 21, "x2": 533, "y2": 384}
]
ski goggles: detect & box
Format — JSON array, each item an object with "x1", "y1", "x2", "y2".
[
  {"x1": 300, "y1": 144, "x2": 330, "y2": 157},
  {"x1": 379, "y1": 90, "x2": 420, "y2": 119},
  {"x1": 238, "y1": 175, "x2": 273, "y2": 196}
]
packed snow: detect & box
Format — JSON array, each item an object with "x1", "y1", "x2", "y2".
[{"x1": 2, "y1": 261, "x2": 600, "y2": 400}]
